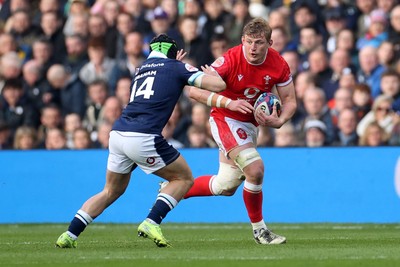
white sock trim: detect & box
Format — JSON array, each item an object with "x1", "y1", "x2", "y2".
[
  {"x1": 251, "y1": 220, "x2": 267, "y2": 231},
  {"x1": 76, "y1": 209, "x2": 93, "y2": 225},
  {"x1": 244, "y1": 181, "x2": 262, "y2": 193},
  {"x1": 157, "y1": 193, "x2": 178, "y2": 209}
]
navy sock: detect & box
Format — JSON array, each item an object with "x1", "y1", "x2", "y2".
[
  {"x1": 68, "y1": 217, "x2": 87, "y2": 237},
  {"x1": 147, "y1": 199, "x2": 172, "y2": 224},
  {"x1": 67, "y1": 210, "x2": 93, "y2": 237}
]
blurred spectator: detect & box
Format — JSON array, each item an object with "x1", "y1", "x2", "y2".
[
  {"x1": 114, "y1": 76, "x2": 131, "y2": 108},
  {"x1": 79, "y1": 37, "x2": 116, "y2": 86},
  {"x1": 183, "y1": 0, "x2": 207, "y2": 36},
  {"x1": 291, "y1": 71, "x2": 316, "y2": 126},
  {"x1": 69, "y1": 12, "x2": 89, "y2": 38},
  {"x1": 388, "y1": 4, "x2": 400, "y2": 61},
  {"x1": 13, "y1": 125, "x2": 38, "y2": 149},
  {"x1": 273, "y1": 122, "x2": 298, "y2": 147},
  {"x1": 377, "y1": 41, "x2": 395, "y2": 68},
  {"x1": 99, "y1": 96, "x2": 122, "y2": 126},
  {"x1": 268, "y1": 8, "x2": 289, "y2": 30},
  {"x1": 336, "y1": 28, "x2": 358, "y2": 67},
  {"x1": 323, "y1": 6, "x2": 348, "y2": 53},
  {"x1": 357, "y1": 94, "x2": 396, "y2": 137},
  {"x1": 357, "y1": 45, "x2": 386, "y2": 98},
  {"x1": 303, "y1": 119, "x2": 328, "y2": 147},
  {"x1": 122, "y1": 0, "x2": 151, "y2": 34},
  {"x1": 202, "y1": 0, "x2": 232, "y2": 44},
  {"x1": 329, "y1": 87, "x2": 354, "y2": 127},
  {"x1": 225, "y1": 0, "x2": 251, "y2": 46},
  {"x1": 0, "y1": 78, "x2": 39, "y2": 135},
  {"x1": 0, "y1": 121, "x2": 12, "y2": 149},
  {"x1": 178, "y1": 15, "x2": 212, "y2": 66},
  {"x1": 63, "y1": 0, "x2": 89, "y2": 37},
  {"x1": 109, "y1": 31, "x2": 144, "y2": 91},
  {"x1": 356, "y1": 9, "x2": 389, "y2": 50},
  {"x1": 143, "y1": 6, "x2": 182, "y2": 56},
  {"x1": 271, "y1": 26, "x2": 293, "y2": 54},
  {"x1": 358, "y1": 121, "x2": 389, "y2": 146},
  {"x1": 209, "y1": 34, "x2": 229, "y2": 61},
  {"x1": 187, "y1": 124, "x2": 211, "y2": 148},
  {"x1": 308, "y1": 48, "x2": 335, "y2": 100},
  {"x1": 83, "y1": 79, "x2": 109, "y2": 136},
  {"x1": 290, "y1": 2, "x2": 321, "y2": 43},
  {"x1": 355, "y1": 0, "x2": 377, "y2": 39},
  {"x1": 113, "y1": 11, "x2": 135, "y2": 60},
  {"x1": 0, "y1": 51, "x2": 23, "y2": 93},
  {"x1": 297, "y1": 87, "x2": 335, "y2": 145},
  {"x1": 332, "y1": 108, "x2": 359, "y2": 146},
  {"x1": 95, "y1": 120, "x2": 112, "y2": 148},
  {"x1": 39, "y1": 11, "x2": 67, "y2": 58},
  {"x1": 63, "y1": 34, "x2": 89, "y2": 75},
  {"x1": 32, "y1": 0, "x2": 61, "y2": 26},
  {"x1": 377, "y1": 0, "x2": 398, "y2": 13},
  {"x1": 7, "y1": 8, "x2": 40, "y2": 60},
  {"x1": 161, "y1": 0, "x2": 179, "y2": 28},
  {"x1": 22, "y1": 59, "x2": 47, "y2": 112},
  {"x1": 0, "y1": 0, "x2": 30, "y2": 26},
  {"x1": 353, "y1": 83, "x2": 373, "y2": 121},
  {"x1": 37, "y1": 103, "x2": 63, "y2": 144},
  {"x1": 339, "y1": 71, "x2": 357, "y2": 90},
  {"x1": 281, "y1": 50, "x2": 300, "y2": 77},
  {"x1": 64, "y1": 112, "x2": 82, "y2": 149},
  {"x1": 0, "y1": 33, "x2": 18, "y2": 57},
  {"x1": 43, "y1": 127, "x2": 68, "y2": 149},
  {"x1": 380, "y1": 69, "x2": 400, "y2": 111},
  {"x1": 297, "y1": 26, "x2": 323, "y2": 71},
  {"x1": 46, "y1": 64, "x2": 87, "y2": 118},
  {"x1": 31, "y1": 38, "x2": 55, "y2": 76},
  {"x1": 327, "y1": 49, "x2": 354, "y2": 95},
  {"x1": 72, "y1": 127, "x2": 94, "y2": 149}
]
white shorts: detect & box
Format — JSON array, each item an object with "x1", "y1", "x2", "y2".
[
  {"x1": 107, "y1": 130, "x2": 180, "y2": 174},
  {"x1": 209, "y1": 116, "x2": 258, "y2": 156}
]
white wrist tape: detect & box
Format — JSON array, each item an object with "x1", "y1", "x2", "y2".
[
  {"x1": 207, "y1": 92, "x2": 215, "y2": 106},
  {"x1": 216, "y1": 95, "x2": 223, "y2": 108}
]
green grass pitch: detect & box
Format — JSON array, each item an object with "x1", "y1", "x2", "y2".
[{"x1": 1, "y1": 223, "x2": 399, "y2": 267}]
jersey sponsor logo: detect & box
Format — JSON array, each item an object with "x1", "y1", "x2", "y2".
[
  {"x1": 185, "y1": 63, "x2": 199, "y2": 72},
  {"x1": 140, "y1": 62, "x2": 164, "y2": 69},
  {"x1": 238, "y1": 74, "x2": 243, "y2": 81},
  {"x1": 211, "y1": 57, "x2": 224, "y2": 68},
  {"x1": 236, "y1": 128, "x2": 247, "y2": 139}
]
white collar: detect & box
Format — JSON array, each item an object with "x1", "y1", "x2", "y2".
[{"x1": 148, "y1": 50, "x2": 168, "y2": 59}]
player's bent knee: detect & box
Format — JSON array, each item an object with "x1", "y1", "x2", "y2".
[
  {"x1": 234, "y1": 148, "x2": 262, "y2": 171},
  {"x1": 211, "y1": 162, "x2": 244, "y2": 195}
]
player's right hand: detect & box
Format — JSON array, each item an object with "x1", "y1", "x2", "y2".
[{"x1": 227, "y1": 99, "x2": 254, "y2": 114}]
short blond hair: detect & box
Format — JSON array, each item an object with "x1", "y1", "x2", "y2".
[{"x1": 242, "y1": 17, "x2": 272, "y2": 42}]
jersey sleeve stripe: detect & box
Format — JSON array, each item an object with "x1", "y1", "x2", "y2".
[
  {"x1": 188, "y1": 72, "x2": 204, "y2": 86},
  {"x1": 276, "y1": 75, "x2": 292, "y2": 87}
]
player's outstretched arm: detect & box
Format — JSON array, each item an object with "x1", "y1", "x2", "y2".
[{"x1": 188, "y1": 87, "x2": 254, "y2": 114}]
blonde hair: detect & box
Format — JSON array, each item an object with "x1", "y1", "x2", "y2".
[
  {"x1": 242, "y1": 17, "x2": 272, "y2": 42},
  {"x1": 13, "y1": 126, "x2": 38, "y2": 149}
]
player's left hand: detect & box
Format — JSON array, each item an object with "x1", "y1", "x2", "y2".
[
  {"x1": 201, "y1": 65, "x2": 219, "y2": 77},
  {"x1": 176, "y1": 49, "x2": 187, "y2": 61},
  {"x1": 254, "y1": 104, "x2": 285, "y2": 128}
]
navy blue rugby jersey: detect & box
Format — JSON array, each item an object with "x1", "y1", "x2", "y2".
[{"x1": 113, "y1": 54, "x2": 203, "y2": 134}]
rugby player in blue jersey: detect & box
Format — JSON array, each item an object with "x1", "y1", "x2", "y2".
[{"x1": 55, "y1": 34, "x2": 253, "y2": 248}]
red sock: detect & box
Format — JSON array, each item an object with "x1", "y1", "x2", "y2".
[
  {"x1": 184, "y1": 175, "x2": 214, "y2": 199},
  {"x1": 243, "y1": 186, "x2": 263, "y2": 223}
]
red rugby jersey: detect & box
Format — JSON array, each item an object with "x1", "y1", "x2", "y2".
[{"x1": 210, "y1": 45, "x2": 292, "y2": 125}]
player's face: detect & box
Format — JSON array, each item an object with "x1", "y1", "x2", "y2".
[{"x1": 242, "y1": 34, "x2": 269, "y2": 64}]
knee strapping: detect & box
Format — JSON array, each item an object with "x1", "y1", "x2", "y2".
[
  {"x1": 211, "y1": 162, "x2": 244, "y2": 195},
  {"x1": 234, "y1": 148, "x2": 261, "y2": 170}
]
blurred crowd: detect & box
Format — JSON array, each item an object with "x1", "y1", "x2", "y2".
[{"x1": 0, "y1": 0, "x2": 400, "y2": 150}]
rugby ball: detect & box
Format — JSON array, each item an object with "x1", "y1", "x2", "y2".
[{"x1": 254, "y1": 92, "x2": 281, "y2": 116}]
